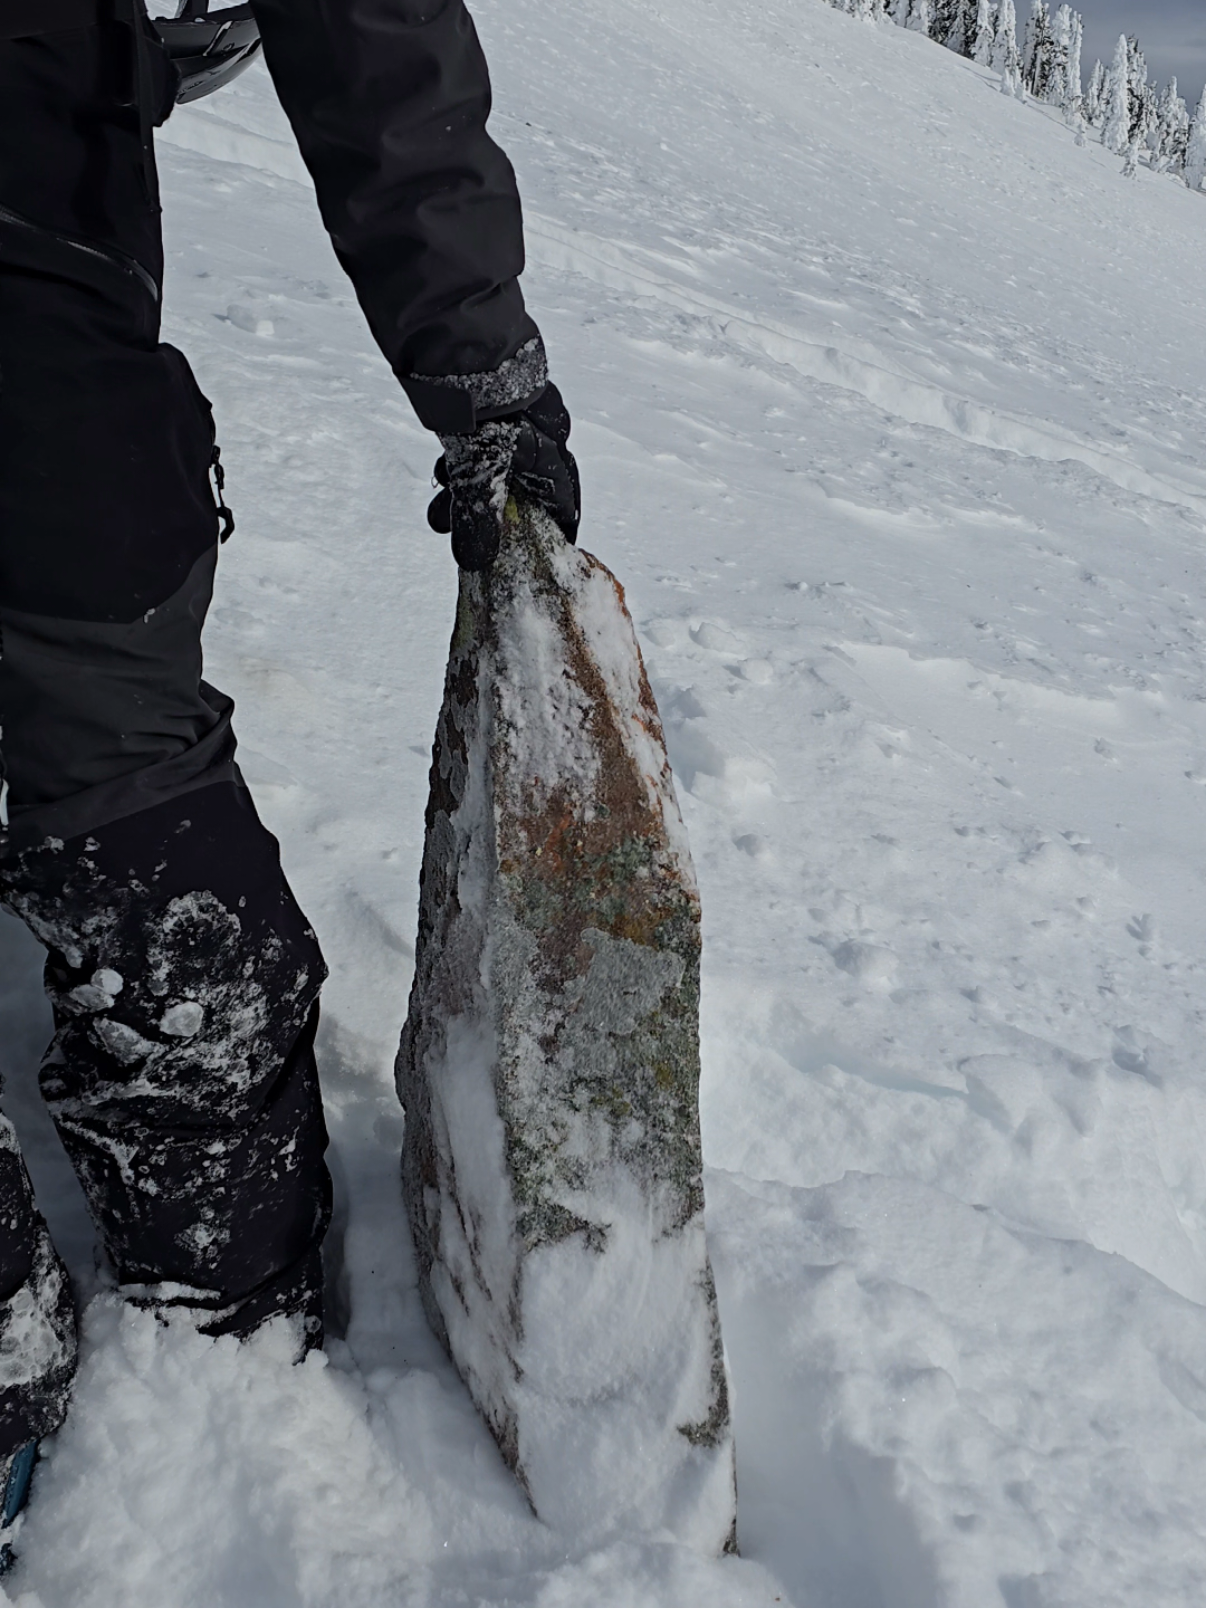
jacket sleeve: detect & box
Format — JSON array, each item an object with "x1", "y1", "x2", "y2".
[{"x1": 248, "y1": 0, "x2": 545, "y2": 432}]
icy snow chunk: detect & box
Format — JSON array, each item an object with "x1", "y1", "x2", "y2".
[
  {"x1": 690, "y1": 621, "x2": 743, "y2": 654},
  {"x1": 68, "y1": 986, "x2": 112, "y2": 1013},
  {"x1": 92, "y1": 1019, "x2": 156, "y2": 1066},
  {"x1": 159, "y1": 1002, "x2": 205, "y2": 1039},
  {"x1": 397, "y1": 499, "x2": 734, "y2": 1552},
  {"x1": 67, "y1": 968, "x2": 126, "y2": 1012}
]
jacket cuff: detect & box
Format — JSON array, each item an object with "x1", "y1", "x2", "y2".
[{"x1": 401, "y1": 335, "x2": 549, "y2": 435}]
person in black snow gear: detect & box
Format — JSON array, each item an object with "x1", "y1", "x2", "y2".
[{"x1": 0, "y1": 0, "x2": 579, "y2": 1553}]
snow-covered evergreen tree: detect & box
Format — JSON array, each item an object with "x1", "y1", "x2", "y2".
[
  {"x1": 932, "y1": 0, "x2": 962, "y2": 48},
  {"x1": 1063, "y1": 6, "x2": 1083, "y2": 110},
  {"x1": 943, "y1": 0, "x2": 974, "y2": 55},
  {"x1": 1155, "y1": 79, "x2": 1190, "y2": 172},
  {"x1": 1125, "y1": 38, "x2": 1151, "y2": 144},
  {"x1": 1137, "y1": 81, "x2": 1159, "y2": 157},
  {"x1": 1022, "y1": 1, "x2": 1052, "y2": 98},
  {"x1": 1185, "y1": 86, "x2": 1206, "y2": 192},
  {"x1": 1084, "y1": 58, "x2": 1105, "y2": 124},
  {"x1": 1021, "y1": 0, "x2": 1037, "y2": 79},
  {"x1": 973, "y1": 0, "x2": 996, "y2": 66},
  {"x1": 1101, "y1": 36, "x2": 1130, "y2": 154},
  {"x1": 832, "y1": 0, "x2": 882, "y2": 21},
  {"x1": 821, "y1": 0, "x2": 1202, "y2": 198},
  {"x1": 991, "y1": 0, "x2": 1022, "y2": 95},
  {"x1": 1044, "y1": 4, "x2": 1076, "y2": 108},
  {"x1": 952, "y1": 0, "x2": 982, "y2": 57}
]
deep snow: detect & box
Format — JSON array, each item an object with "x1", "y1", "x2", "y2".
[{"x1": 3, "y1": 1, "x2": 1206, "y2": 1603}]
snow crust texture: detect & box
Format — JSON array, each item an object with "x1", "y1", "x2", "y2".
[{"x1": 397, "y1": 501, "x2": 736, "y2": 1550}]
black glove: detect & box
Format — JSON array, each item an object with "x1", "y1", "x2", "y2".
[{"x1": 427, "y1": 383, "x2": 581, "y2": 572}]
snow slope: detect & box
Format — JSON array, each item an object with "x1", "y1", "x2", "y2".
[{"x1": 3, "y1": 3, "x2": 1206, "y2": 1603}]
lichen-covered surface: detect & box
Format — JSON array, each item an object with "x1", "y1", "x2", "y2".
[{"x1": 397, "y1": 500, "x2": 736, "y2": 1550}]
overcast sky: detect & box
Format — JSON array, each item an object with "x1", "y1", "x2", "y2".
[{"x1": 1075, "y1": 0, "x2": 1206, "y2": 110}]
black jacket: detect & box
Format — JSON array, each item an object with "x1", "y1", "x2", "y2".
[
  {"x1": 0, "y1": 0, "x2": 547, "y2": 627},
  {"x1": 250, "y1": 0, "x2": 544, "y2": 431},
  {"x1": 0, "y1": 0, "x2": 545, "y2": 433}
]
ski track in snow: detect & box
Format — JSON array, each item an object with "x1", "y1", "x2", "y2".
[{"x1": 4, "y1": 1, "x2": 1206, "y2": 1603}]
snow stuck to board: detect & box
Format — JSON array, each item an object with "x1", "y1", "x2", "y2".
[{"x1": 397, "y1": 500, "x2": 735, "y2": 1550}]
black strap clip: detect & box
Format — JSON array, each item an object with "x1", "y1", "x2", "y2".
[{"x1": 211, "y1": 444, "x2": 235, "y2": 542}]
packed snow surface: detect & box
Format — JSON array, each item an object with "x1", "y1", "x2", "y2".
[{"x1": 3, "y1": 1, "x2": 1206, "y2": 1603}]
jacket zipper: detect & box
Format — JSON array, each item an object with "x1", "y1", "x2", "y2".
[{"x1": 0, "y1": 202, "x2": 159, "y2": 303}]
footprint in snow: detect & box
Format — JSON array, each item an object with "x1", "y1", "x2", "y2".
[
  {"x1": 667, "y1": 723, "x2": 728, "y2": 788},
  {"x1": 669, "y1": 686, "x2": 709, "y2": 720},
  {"x1": 1127, "y1": 913, "x2": 1158, "y2": 959},
  {"x1": 831, "y1": 940, "x2": 898, "y2": 991},
  {"x1": 1112, "y1": 1026, "x2": 1163, "y2": 1087},
  {"x1": 224, "y1": 303, "x2": 275, "y2": 337}
]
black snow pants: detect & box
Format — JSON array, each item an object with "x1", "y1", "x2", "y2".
[{"x1": 0, "y1": 15, "x2": 332, "y2": 1454}]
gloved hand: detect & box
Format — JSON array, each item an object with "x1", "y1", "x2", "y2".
[{"x1": 427, "y1": 383, "x2": 581, "y2": 572}]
